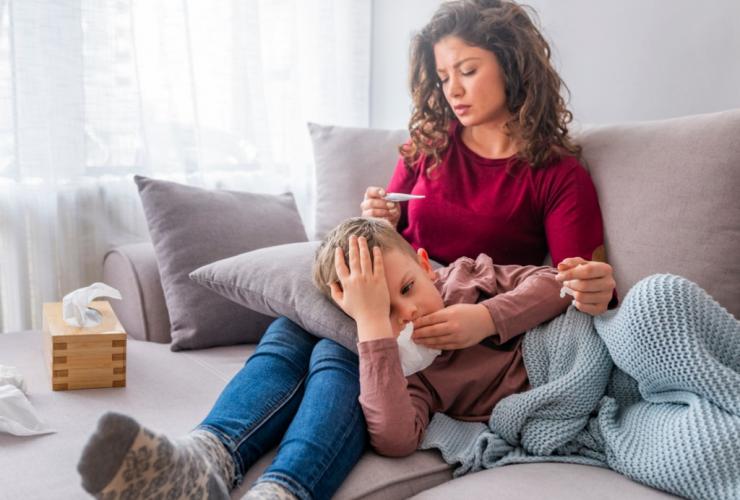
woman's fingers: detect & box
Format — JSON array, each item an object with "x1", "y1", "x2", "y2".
[
  {"x1": 573, "y1": 300, "x2": 608, "y2": 316},
  {"x1": 562, "y1": 276, "x2": 614, "y2": 293},
  {"x1": 570, "y1": 290, "x2": 613, "y2": 306},
  {"x1": 557, "y1": 260, "x2": 612, "y2": 282},
  {"x1": 364, "y1": 186, "x2": 386, "y2": 200},
  {"x1": 361, "y1": 186, "x2": 399, "y2": 219},
  {"x1": 360, "y1": 198, "x2": 397, "y2": 217},
  {"x1": 557, "y1": 257, "x2": 587, "y2": 272}
]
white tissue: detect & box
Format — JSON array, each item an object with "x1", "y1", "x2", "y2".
[
  {"x1": 62, "y1": 282, "x2": 122, "y2": 327},
  {"x1": 0, "y1": 366, "x2": 55, "y2": 436},
  {"x1": 396, "y1": 323, "x2": 441, "y2": 376},
  {"x1": 559, "y1": 286, "x2": 575, "y2": 299},
  {"x1": 0, "y1": 365, "x2": 27, "y2": 395}
]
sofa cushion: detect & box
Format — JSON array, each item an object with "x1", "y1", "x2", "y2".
[
  {"x1": 135, "y1": 176, "x2": 308, "y2": 350},
  {"x1": 0, "y1": 331, "x2": 457, "y2": 500},
  {"x1": 309, "y1": 122, "x2": 408, "y2": 240},
  {"x1": 409, "y1": 462, "x2": 678, "y2": 499},
  {"x1": 103, "y1": 243, "x2": 171, "y2": 343},
  {"x1": 579, "y1": 109, "x2": 740, "y2": 319},
  {"x1": 190, "y1": 241, "x2": 360, "y2": 353}
]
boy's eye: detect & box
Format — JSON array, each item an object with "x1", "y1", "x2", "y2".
[{"x1": 401, "y1": 281, "x2": 414, "y2": 295}]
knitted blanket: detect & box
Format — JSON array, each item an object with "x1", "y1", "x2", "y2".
[{"x1": 420, "y1": 274, "x2": 740, "y2": 500}]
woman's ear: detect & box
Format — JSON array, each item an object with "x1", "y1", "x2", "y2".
[{"x1": 417, "y1": 248, "x2": 435, "y2": 277}]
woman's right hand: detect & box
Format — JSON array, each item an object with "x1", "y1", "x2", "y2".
[{"x1": 360, "y1": 186, "x2": 401, "y2": 228}]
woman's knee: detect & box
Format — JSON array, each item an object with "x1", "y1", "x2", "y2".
[
  {"x1": 254, "y1": 317, "x2": 318, "y2": 360},
  {"x1": 310, "y1": 339, "x2": 359, "y2": 376}
]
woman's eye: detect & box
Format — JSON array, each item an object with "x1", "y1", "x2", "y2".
[
  {"x1": 401, "y1": 281, "x2": 414, "y2": 295},
  {"x1": 461, "y1": 69, "x2": 476, "y2": 76}
]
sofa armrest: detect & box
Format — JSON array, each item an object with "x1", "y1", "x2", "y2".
[{"x1": 103, "y1": 243, "x2": 171, "y2": 343}]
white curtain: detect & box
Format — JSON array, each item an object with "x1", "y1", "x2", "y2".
[{"x1": 0, "y1": 0, "x2": 371, "y2": 332}]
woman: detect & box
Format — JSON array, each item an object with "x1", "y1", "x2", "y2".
[{"x1": 77, "y1": 1, "x2": 616, "y2": 499}]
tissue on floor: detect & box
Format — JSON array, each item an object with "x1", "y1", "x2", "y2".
[{"x1": 0, "y1": 365, "x2": 55, "y2": 436}]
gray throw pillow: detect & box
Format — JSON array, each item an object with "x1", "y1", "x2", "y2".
[
  {"x1": 190, "y1": 241, "x2": 359, "y2": 354},
  {"x1": 135, "y1": 176, "x2": 308, "y2": 351},
  {"x1": 309, "y1": 122, "x2": 408, "y2": 240}
]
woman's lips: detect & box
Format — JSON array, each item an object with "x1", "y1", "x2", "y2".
[{"x1": 454, "y1": 105, "x2": 470, "y2": 115}]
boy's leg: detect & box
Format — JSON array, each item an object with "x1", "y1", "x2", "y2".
[
  {"x1": 77, "y1": 317, "x2": 318, "y2": 498},
  {"x1": 255, "y1": 338, "x2": 368, "y2": 500}
]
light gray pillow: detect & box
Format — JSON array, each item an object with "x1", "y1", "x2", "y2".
[
  {"x1": 309, "y1": 122, "x2": 408, "y2": 240},
  {"x1": 579, "y1": 108, "x2": 740, "y2": 319},
  {"x1": 135, "y1": 176, "x2": 308, "y2": 351},
  {"x1": 190, "y1": 241, "x2": 359, "y2": 354}
]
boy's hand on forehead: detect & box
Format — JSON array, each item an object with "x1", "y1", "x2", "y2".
[{"x1": 329, "y1": 235, "x2": 391, "y2": 328}]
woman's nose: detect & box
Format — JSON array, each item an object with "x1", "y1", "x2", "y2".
[{"x1": 447, "y1": 74, "x2": 464, "y2": 98}]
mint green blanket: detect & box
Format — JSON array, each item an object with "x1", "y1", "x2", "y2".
[{"x1": 420, "y1": 274, "x2": 740, "y2": 500}]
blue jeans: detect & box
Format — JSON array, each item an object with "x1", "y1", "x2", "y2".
[{"x1": 197, "y1": 317, "x2": 367, "y2": 500}]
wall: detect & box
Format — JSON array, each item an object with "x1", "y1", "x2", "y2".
[{"x1": 370, "y1": 0, "x2": 740, "y2": 129}]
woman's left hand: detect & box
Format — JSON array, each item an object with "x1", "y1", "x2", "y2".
[
  {"x1": 556, "y1": 257, "x2": 616, "y2": 316},
  {"x1": 411, "y1": 304, "x2": 495, "y2": 350}
]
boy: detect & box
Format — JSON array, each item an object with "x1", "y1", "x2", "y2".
[{"x1": 313, "y1": 217, "x2": 572, "y2": 456}]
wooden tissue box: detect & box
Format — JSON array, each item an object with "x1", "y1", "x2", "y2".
[{"x1": 42, "y1": 300, "x2": 127, "y2": 391}]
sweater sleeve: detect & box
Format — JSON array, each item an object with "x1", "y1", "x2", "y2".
[
  {"x1": 456, "y1": 255, "x2": 571, "y2": 343},
  {"x1": 358, "y1": 338, "x2": 433, "y2": 457},
  {"x1": 541, "y1": 160, "x2": 606, "y2": 267}
]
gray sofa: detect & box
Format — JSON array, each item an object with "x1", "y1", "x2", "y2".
[{"x1": 2, "y1": 109, "x2": 738, "y2": 500}]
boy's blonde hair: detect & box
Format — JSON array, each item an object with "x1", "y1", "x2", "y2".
[{"x1": 313, "y1": 217, "x2": 419, "y2": 298}]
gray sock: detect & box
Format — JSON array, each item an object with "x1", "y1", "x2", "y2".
[
  {"x1": 244, "y1": 481, "x2": 298, "y2": 500},
  {"x1": 77, "y1": 412, "x2": 234, "y2": 499}
]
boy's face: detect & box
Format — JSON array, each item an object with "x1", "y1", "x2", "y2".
[{"x1": 382, "y1": 248, "x2": 445, "y2": 337}]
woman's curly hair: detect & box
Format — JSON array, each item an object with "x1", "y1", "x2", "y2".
[{"x1": 402, "y1": 0, "x2": 580, "y2": 172}]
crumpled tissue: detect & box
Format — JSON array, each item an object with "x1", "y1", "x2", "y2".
[
  {"x1": 396, "y1": 323, "x2": 441, "y2": 376},
  {"x1": 63, "y1": 282, "x2": 121, "y2": 327},
  {"x1": 0, "y1": 365, "x2": 55, "y2": 436}
]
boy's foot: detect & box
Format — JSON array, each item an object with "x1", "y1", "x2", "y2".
[
  {"x1": 244, "y1": 481, "x2": 298, "y2": 500},
  {"x1": 77, "y1": 412, "x2": 234, "y2": 499}
]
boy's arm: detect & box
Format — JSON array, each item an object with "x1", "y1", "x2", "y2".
[
  {"x1": 358, "y1": 338, "x2": 433, "y2": 457},
  {"x1": 330, "y1": 236, "x2": 432, "y2": 456},
  {"x1": 477, "y1": 258, "x2": 572, "y2": 344},
  {"x1": 414, "y1": 255, "x2": 571, "y2": 350}
]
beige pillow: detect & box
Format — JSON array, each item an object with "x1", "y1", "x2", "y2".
[
  {"x1": 579, "y1": 109, "x2": 740, "y2": 319},
  {"x1": 309, "y1": 122, "x2": 408, "y2": 240}
]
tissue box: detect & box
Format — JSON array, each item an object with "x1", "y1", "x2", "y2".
[{"x1": 42, "y1": 301, "x2": 126, "y2": 391}]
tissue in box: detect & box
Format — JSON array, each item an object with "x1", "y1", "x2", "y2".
[{"x1": 42, "y1": 301, "x2": 126, "y2": 391}]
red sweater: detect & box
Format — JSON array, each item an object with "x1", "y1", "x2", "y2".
[{"x1": 386, "y1": 125, "x2": 606, "y2": 267}]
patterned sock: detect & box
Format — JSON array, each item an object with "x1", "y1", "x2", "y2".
[
  {"x1": 244, "y1": 481, "x2": 298, "y2": 500},
  {"x1": 77, "y1": 412, "x2": 234, "y2": 499}
]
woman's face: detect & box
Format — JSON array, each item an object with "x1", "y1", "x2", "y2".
[{"x1": 433, "y1": 35, "x2": 509, "y2": 127}]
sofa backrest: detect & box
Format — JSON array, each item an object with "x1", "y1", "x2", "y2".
[
  {"x1": 109, "y1": 110, "x2": 739, "y2": 343},
  {"x1": 579, "y1": 109, "x2": 740, "y2": 318},
  {"x1": 311, "y1": 110, "x2": 740, "y2": 318}
]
